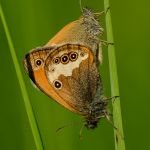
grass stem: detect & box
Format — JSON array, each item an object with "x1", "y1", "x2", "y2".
[
  {"x1": 103, "y1": 0, "x2": 126, "y2": 150},
  {"x1": 0, "y1": 4, "x2": 44, "y2": 150}
]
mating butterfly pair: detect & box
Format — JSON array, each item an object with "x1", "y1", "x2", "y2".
[{"x1": 23, "y1": 8, "x2": 116, "y2": 129}]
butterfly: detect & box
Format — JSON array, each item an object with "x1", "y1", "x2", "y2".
[{"x1": 23, "y1": 8, "x2": 116, "y2": 129}]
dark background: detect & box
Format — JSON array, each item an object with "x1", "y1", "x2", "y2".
[{"x1": 0, "y1": 0, "x2": 150, "y2": 150}]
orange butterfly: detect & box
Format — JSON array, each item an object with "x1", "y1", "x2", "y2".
[{"x1": 23, "y1": 8, "x2": 116, "y2": 129}]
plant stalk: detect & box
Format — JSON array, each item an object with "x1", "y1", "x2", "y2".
[
  {"x1": 103, "y1": 0, "x2": 126, "y2": 150},
  {"x1": 0, "y1": 4, "x2": 44, "y2": 150}
]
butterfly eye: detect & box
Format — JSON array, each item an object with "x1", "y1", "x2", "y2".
[
  {"x1": 69, "y1": 52, "x2": 78, "y2": 61},
  {"x1": 35, "y1": 59, "x2": 43, "y2": 66},
  {"x1": 53, "y1": 57, "x2": 60, "y2": 64},
  {"x1": 53, "y1": 80, "x2": 62, "y2": 89},
  {"x1": 61, "y1": 54, "x2": 69, "y2": 64}
]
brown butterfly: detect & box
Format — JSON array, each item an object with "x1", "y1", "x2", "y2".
[{"x1": 23, "y1": 8, "x2": 116, "y2": 129}]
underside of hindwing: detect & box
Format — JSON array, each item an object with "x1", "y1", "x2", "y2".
[{"x1": 45, "y1": 44, "x2": 100, "y2": 114}]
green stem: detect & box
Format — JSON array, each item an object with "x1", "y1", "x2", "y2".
[
  {"x1": 0, "y1": 4, "x2": 44, "y2": 150},
  {"x1": 103, "y1": 0, "x2": 126, "y2": 150}
]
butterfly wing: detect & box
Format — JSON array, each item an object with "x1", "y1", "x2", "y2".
[
  {"x1": 24, "y1": 46, "x2": 53, "y2": 85},
  {"x1": 45, "y1": 44, "x2": 100, "y2": 115},
  {"x1": 24, "y1": 46, "x2": 81, "y2": 113}
]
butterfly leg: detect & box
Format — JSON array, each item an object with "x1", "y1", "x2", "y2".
[
  {"x1": 95, "y1": 40, "x2": 115, "y2": 62},
  {"x1": 94, "y1": 44, "x2": 102, "y2": 64},
  {"x1": 108, "y1": 112, "x2": 113, "y2": 117},
  {"x1": 105, "y1": 111, "x2": 124, "y2": 140},
  {"x1": 104, "y1": 111, "x2": 117, "y2": 130},
  {"x1": 105, "y1": 6, "x2": 111, "y2": 15},
  {"x1": 103, "y1": 95, "x2": 119, "y2": 103},
  {"x1": 94, "y1": 6, "x2": 110, "y2": 17},
  {"x1": 100, "y1": 40, "x2": 114, "y2": 46}
]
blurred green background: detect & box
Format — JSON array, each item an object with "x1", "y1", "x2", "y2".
[{"x1": 0, "y1": 0, "x2": 150, "y2": 150}]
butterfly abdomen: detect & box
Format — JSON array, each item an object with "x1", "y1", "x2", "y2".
[{"x1": 85, "y1": 99, "x2": 108, "y2": 129}]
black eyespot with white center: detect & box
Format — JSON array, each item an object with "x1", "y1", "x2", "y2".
[
  {"x1": 53, "y1": 57, "x2": 60, "y2": 64},
  {"x1": 53, "y1": 80, "x2": 62, "y2": 89},
  {"x1": 35, "y1": 59, "x2": 42, "y2": 67},
  {"x1": 69, "y1": 52, "x2": 78, "y2": 61},
  {"x1": 61, "y1": 54, "x2": 69, "y2": 64}
]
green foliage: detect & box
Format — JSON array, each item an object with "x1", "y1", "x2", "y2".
[{"x1": 0, "y1": 0, "x2": 150, "y2": 150}]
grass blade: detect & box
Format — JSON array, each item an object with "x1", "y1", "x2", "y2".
[
  {"x1": 0, "y1": 4, "x2": 44, "y2": 150},
  {"x1": 103, "y1": 0, "x2": 126, "y2": 150}
]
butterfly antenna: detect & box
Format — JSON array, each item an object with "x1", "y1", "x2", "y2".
[
  {"x1": 79, "y1": 0, "x2": 83, "y2": 12},
  {"x1": 79, "y1": 123, "x2": 85, "y2": 140},
  {"x1": 56, "y1": 120, "x2": 83, "y2": 133},
  {"x1": 104, "y1": 95, "x2": 120, "y2": 103}
]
